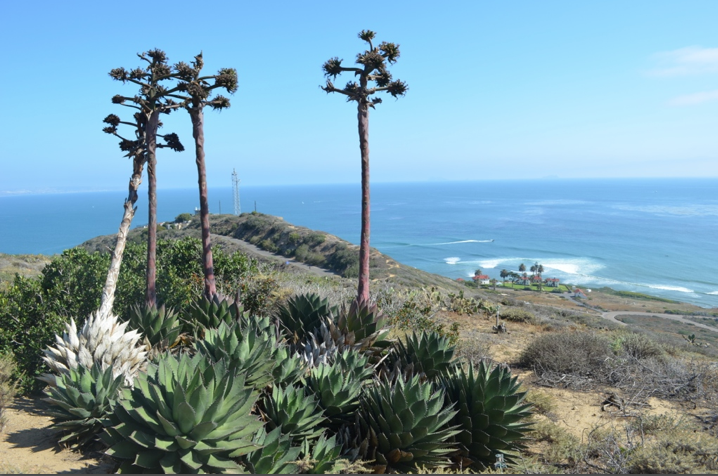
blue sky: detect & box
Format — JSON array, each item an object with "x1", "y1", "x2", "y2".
[{"x1": 1, "y1": 0, "x2": 717, "y2": 193}]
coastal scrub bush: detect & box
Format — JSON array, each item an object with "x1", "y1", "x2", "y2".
[
  {"x1": 502, "y1": 308, "x2": 536, "y2": 323},
  {"x1": 306, "y1": 232, "x2": 326, "y2": 246},
  {"x1": 613, "y1": 332, "x2": 664, "y2": 360},
  {"x1": 519, "y1": 331, "x2": 612, "y2": 386},
  {"x1": 327, "y1": 243, "x2": 359, "y2": 277}
]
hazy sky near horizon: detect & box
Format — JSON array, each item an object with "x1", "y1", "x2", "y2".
[{"x1": 1, "y1": 0, "x2": 717, "y2": 193}]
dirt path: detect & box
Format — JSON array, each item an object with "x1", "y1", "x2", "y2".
[
  {"x1": 210, "y1": 234, "x2": 341, "y2": 280},
  {"x1": 0, "y1": 398, "x2": 111, "y2": 474}
]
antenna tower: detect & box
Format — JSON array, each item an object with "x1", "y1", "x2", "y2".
[{"x1": 232, "y1": 168, "x2": 241, "y2": 215}]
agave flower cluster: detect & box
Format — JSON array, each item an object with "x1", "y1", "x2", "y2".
[{"x1": 40, "y1": 311, "x2": 147, "y2": 388}]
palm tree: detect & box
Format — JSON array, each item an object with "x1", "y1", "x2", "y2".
[
  {"x1": 519, "y1": 263, "x2": 526, "y2": 273},
  {"x1": 171, "y1": 53, "x2": 238, "y2": 299},
  {"x1": 490, "y1": 278, "x2": 498, "y2": 291},
  {"x1": 500, "y1": 269, "x2": 510, "y2": 284},
  {"x1": 321, "y1": 30, "x2": 408, "y2": 305},
  {"x1": 108, "y1": 49, "x2": 183, "y2": 308},
  {"x1": 538, "y1": 263, "x2": 544, "y2": 279},
  {"x1": 99, "y1": 112, "x2": 182, "y2": 317}
]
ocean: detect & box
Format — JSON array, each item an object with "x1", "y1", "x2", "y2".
[{"x1": 1, "y1": 178, "x2": 717, "y2": 308}]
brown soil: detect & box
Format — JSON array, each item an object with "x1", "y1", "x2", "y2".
[{"x1": 0, "y1": 398, "x2": 111, "y2": 474}]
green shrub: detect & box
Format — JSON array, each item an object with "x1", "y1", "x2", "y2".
[
  {"x1": 294, "y1": 244, "x2": 310, "y2": 261},
  {"x1": 0, "y1": 353, "x2": 17, "y2": 432},
  {"x1": 259, "y1": 239, "x2": 278, "y2": 253},
  {"x1": 288, "y1": 232, "x2": 301, "y2": 244},
  {"x1": 519, "y1": 331, "x2": 612, "y2": 381},
  {"x1": 613, "y1": 332, "x2": 664, "y2": 360},
  {"x1": 305, "y1": 252, "x2": 326, "y2": 267},
  {"x1": 306, "y1": 232, "x2": 326, "y2": 246},
  {"x1": 502, "y1": 308, "x2": 536, "y2": 323},
  {"x1": 174, "y1": 213, "x2": 193, "y2": 223}
]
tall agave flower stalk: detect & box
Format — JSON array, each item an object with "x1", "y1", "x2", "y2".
[
  {"x1": 39, "y1": 311, "x2": 147, "y2": 388},
  {"x1": 99, "y1": 112, "x2": 183, "y2": 317},
  {"x1": 321, "y1": 30, "x2": 408, "y2": 304},
  {"x1": 108, "y1": 49, "x2": 185, "y2": 307},
  {"x1": 170, "y1": 53, "x2": 238, "y2": 299}
]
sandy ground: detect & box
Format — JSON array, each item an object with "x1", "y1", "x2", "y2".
[{"x1": 0, "y1": 398, "x2": 111, "y2": 474}]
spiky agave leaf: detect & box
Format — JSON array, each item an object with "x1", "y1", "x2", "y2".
[
  {"x1": 185, "y1": 294, "x2": 244, "y2": 335},
  {"x1": 126, "y1": 303, "x2": 181, "y2": 356},
  {"x1": 43, "y1": 365, "x2": 124, "y2": 448},
  {"x1": 306, "y1": 350, "x2": 373, "y2": 430},
  {"x1": 298, "y1": 321, "x2": 344, "y2": 368},
  {"x1": 439, "y1": 362, "x2": 533, "y2": 469},
  {"x1": 40, "y1": 311, "x2": 147, "y2": 388},
  {"x1": 263, "y1": 384, "x2": 326, "y2": 441},
  {"x1": 354, "y1": 374, "x2": 459, "y2": 473},
  {"x1": 274, "y1": 293, "x2": 336, "y2": 343},
  {"x1": 332, "y1": 298, "x2": 391, "y2": 351},
  {"x1": 298, "y1": 432, "x2": 344, "y2": 474},
  {"x1": 102, "y1": 353, "x2": 262, "y2": 474},
  {"x1": 195, "y1": 321, "x2": 277, "y2": 391},
  {"x1": 243, "y1": 427, "x2": 300, "y2": 474},
  {"x1": 273, "y1": 345, "x2": 306, "y2": 388},
  {"x1": 387, "y1": 330, "x2": 457, "y2": 380}
]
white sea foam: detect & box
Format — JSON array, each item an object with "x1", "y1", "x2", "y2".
[
  {"x1": 478, "y1": 259, "x2": 504, "y2": 269},
  {"x1": 433, "y1": 239, "x2": 493, "y2": 245},
  {"x1": 646, "y1": 284, "x2": 694, "y2": 293},
  {"x1": 707, "y1": 291, "x2": 718, "y2": 295},
  {"x1": 444, "y1": 257, "x2": 461, "y2": 265},
  {"x1": 612, "y1": 204, "x2": 718, "y2": 217}
]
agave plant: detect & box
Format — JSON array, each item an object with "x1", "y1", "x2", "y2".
[
  {"x1": 388, "y1": 330, "x2": 456, "y2": 380},
  {"x1": 299, "y1": 432, "x2": 345, "y2": 474},
  {"x1": 243, "y1": 427, "x2": 300, "y2": 474},
  {"x1": 306, "y1": 350, "x2": 373, "y2": 430},
  {"x1": 195, "y1": 321, "x2": 277, "y2": 390},
  {"x1": 186, "y1": 294, "x2": 243, "y2": 335},
  {"x1": 102, "y1": 353, "x2": 262, "y2": 473},
  {"x1": 440, "y1": 363, "x2": 533, "y2": 469},
  {"x1": 299, "y1": 322, "x2": 342, "y2": 368},
  {"x1": 273, "y1": 345, "x2": 306, "y2": 388},
  {"x1": 353, "y1": 374, "x2": 459, "y2": 473},
  {"x1": 262, "y1": 384, "x2": 326, "y2": 441},
  {"x1": 43, "y1": 365, "x2": 124, "y2": 448},
  {"x1": 331, "y1": 298, "x2": 391, "y2": 351},
  {"x1": 40, "y1": 311, "x2": 147, "y2": 387},
  {"x1": 126, "y1": 304, "x2": 182, "y2": 356},
  {"x1": 275, "y1": 293, "x2": 336, "y2": 343}
]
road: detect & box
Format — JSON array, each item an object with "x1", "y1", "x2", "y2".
[{"x1": 560, "y1": 292, "x2": 718, "y2": 334}]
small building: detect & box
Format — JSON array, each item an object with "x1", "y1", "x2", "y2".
[
  {"x1": 530, "y1": 275, "x2": 542, "y2": 284},
  {"x1": 515, "y1": 275, "x2": 531, "y2": 286},
  {"x1": 545, "y1": 278, "x2": 560, "y2": 287},
  {"x1": 574, "y1": 287, "x2": 586, "y2": 298},
  {"x1": 472, "y1": 274, "x2": 490, "y2": 285}
]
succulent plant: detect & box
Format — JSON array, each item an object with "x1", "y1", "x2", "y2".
[
  {"x1": 388, "y1": 330, "x2": 457, "y2": 380},
  {"x1": 102, "y1": 353, "x2": 262, "y2": 474},
  {"x1": 273, "y1": 345, "x2": 306, "y2": 388},
  {"x1": 243, "y1": 427, "x2": 300, "y2": 474},
  {"x1": 299, "y1": 322, "x2": 342, "y2": 368},
  {"x1": 126, "y1": 304, "x2": 182, "y2": 356},
  {"x1": 306, "y1": 350, "x2": 373, "y2": 429},
  {"x1": 195, "y1": 321, "x2": 277, "y2": 391},
  {"x1": 263, "y1": 384, "x2": 326, "y2": 441},
  {"x1": 43, "y1": 364, "x2": 124, "y2": 448},
  {"x1": 439, "y1": 362, "x2": 533, "y2": 469},
  {"x1": 353, "y1": 374, "x2": 459, "y2": 473},
  {"x1": 186, "y1": 294, "x2": 243, "y2": 334},
  {"x1": 299, "y1": 432, "x2": 345, "y2": 474},
  {"x1": 275, "y1": 293, "x2": 336, "y2": 343},
  {"x1": 40, "y1": 311, "x2": 147, "y2": 388},
  {"x1": 331, "y1": 298, "x2": 391, "y2": 351}
]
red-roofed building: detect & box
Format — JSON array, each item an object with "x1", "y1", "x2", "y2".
[
  {"x1": 516, "y1": 275, "x2": 531, "y2": 286},
  {"x1": 456, "y1": 278, "x2": 465, "y2": 282},
  {"x1": 472, "y1": 274, "x2": 490, "y2": 285},
  {"x1": 545, "y1": 278, "x2": 560, "y2": 287}
]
